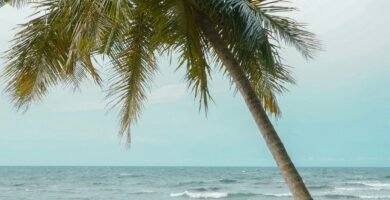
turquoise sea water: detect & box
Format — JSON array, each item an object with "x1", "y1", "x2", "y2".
[{"x1": 1, "y1": 167, "x2": 390, "y2": 199}]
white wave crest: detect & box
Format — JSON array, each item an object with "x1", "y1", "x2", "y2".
[
  {"x1": 335, "y1": 187, "x2": 382, "y2": 191},
  {"x1": 350, "y1": 181, "x2": 390, "y2": 188},
  {"x1": 359, "y1": 195, "x2": 390, "y2": 199},
  {"x1": 263, "y1": 193, "x2": 292, "y2": 197},
  {"x1": 170, "y1": 191, "x2": 228, "y2": 199},
  {"x1": 364, "y1": 183, "x2": 390, "y2": 187}
]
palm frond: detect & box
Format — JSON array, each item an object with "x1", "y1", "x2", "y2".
[
  {"x1": 1, "y1": 0, "x2": 32, "y2": 8},
  {"x1": 98, "y1": 0, "x2": 133, "y2": 56},
  {"x1": 142, "y1": 0, "x2": 213, "y2": 111},
  {"x1": 173, "y1": 0, "x2": 212, "y2": 111},
  {"x1": 249, "y1": 0, "x2": 321, "y2": 58},
  {"x1": 106, "y1": 11, "x2": 156, "y2": 144},
  {"x1": 199, "y1": 0, "x2": 320, "y2": 58},
  {"x1": 54, "y1": 0, "x2": 107, "y2": 85},
  {"x1": 3, "y1": 9, "x2": 68, "y2": 109},
  {"x1": 193, "y1": 0, "x2": 314, "y2": 115},
  {"x1": 2, "y1": 0, "x2": 110, "y2": 108},
  {"x1": 245, "y1": 47, "x2": 295, "y2": 115}
]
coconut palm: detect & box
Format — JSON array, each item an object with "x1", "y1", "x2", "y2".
[{"x1": 1, "y1": 0, "x2": 320, "y2": 199}]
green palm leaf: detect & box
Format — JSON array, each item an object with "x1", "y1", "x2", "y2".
[{"x1": 105, "y1": 9, "x2": 157, "y2": 143}]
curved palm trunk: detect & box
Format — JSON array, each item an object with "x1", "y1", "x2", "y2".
[{"x1": 196, "y1": 13, "x2": 313, "y2": 200}]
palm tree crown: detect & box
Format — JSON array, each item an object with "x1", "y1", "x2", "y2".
[{"x1": 2, "y1": 0, "x2": 319, "y2": 140}]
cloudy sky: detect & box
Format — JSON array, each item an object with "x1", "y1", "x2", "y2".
[{"x1": 0, "y1": 0, "x2": 389, "y2": 167}]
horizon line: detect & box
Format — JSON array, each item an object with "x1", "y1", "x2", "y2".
[{"x1": 1, "y1": 165, "x2": 389, "y2": 168}]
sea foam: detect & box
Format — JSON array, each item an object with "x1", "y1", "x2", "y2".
[
  {"x1": 349, "y1": 181, "x2": 390, "y2": 188},
  {"x1": 263, "y1": 193, "x2": 292, "y2": 197},
  {"x1": 359, "y1": 195, "x2": 390, "y2": 199},
  {"x1": 170, "y1": 191, "x2": 228, "y2": 199}
]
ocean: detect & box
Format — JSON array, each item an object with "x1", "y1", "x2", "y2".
[{"x1": 0, "y1": 167, "x2": 390, "y2": 199}]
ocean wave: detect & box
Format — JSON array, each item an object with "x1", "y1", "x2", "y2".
[
  {"x1": 309, "y1": 185, "x2": 334, "y2": 190},
  {"x1": 176, "y1": 181, "x2": 206, "y2": 186},
  {"x1": 335, "y1": 187, "x2": 362, "y2": 191},
  {"x1": 229, "y1": 192, "x2": 260, "y2": 197},
  {"x1": 193, "y1": 188, "x2": 207, "y2": 192},
  {"x1": 262, "y1": 193, "x2": 292, "y2": 197},
  {"x1": 192, "y1": 187, "x2": 221, "y2": 192},
  {"x1": 321, "y1": 194, "x2": 359, "y2": 199},
  {"x1": 348, "y1": 181, "x2": 390, "y2": 188},
  {"x1": 359, "y1": 195, "x2": 390, "y2": 199},
  {"x1": 170, "y1": 191, "x2": 268, "y2": 199},
  {"x1": 170, "y1": 191, "x2": 228, "y2": 199},
  {"x1": 129, "y1": 190, "x2": 155, "y2": 195},
  {"x1": 364, "y1": 183, "x2": 390, "y2": 187},
  {"x1": 219, "y1": 179, "x2": 237, "y2": 184},
  {"x1": 118, "y1": 173, "x2": 144, "y2": 178},
  {"x1": 253, "y1": 181, "x2": 267, "y2": 185},
  {"x1": 335, "y1": 187, "x2": 383, "y2": 191}
]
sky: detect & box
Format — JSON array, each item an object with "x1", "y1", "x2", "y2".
[{"x1": 0, "y1": 0, "x2": 389, "y2": 167}]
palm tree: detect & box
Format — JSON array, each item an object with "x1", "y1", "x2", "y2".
[{"x1": 1, "y1": 0, "x2": 320, "y2": 199}]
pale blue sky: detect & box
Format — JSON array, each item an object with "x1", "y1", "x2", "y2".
[{"x1": 1, "y1": 0, "x2": 389, "y2": 167}]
